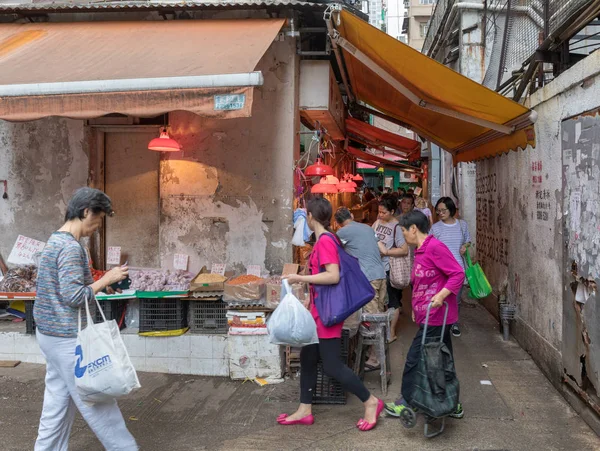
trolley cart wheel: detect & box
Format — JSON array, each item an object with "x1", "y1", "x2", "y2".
[
  {"x1": 399, "y1": 407, "x2": 417, "y2": 429},
  {"x1": 423, "y1": 415, "x2": 445, "y2": 439}
]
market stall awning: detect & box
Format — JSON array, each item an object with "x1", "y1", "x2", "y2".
[
  {"x1": 346, "y1": 117, "x2": 421, "y2": 158},
  {"x1": 347, "y1": 146, "x2": 421, "y2": 174},
  {"x1": 329, "y1": 9, "x2": 537, "y2": 163},
  {"x1": 0, "y1": 19, "x2": 285, "y2": 121}
]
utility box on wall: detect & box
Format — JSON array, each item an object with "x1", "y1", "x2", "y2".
[{"x1": 299, "y1": 60, "x2": 345, "y2": 140}]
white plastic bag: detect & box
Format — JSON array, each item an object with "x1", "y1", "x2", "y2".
[
  {"x1": 75, "y1": 295, "x2": 141, "y2": 404},
  {"x1": 267, "y1": 280, "x2": 318, "y2": 347}
]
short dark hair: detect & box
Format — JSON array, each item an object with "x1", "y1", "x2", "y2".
[
  {"x1": 435, "y1": 197, "x2": 457, "y2": 217},
  {"x1": 334, "y1": 207, "x2": 352, "y2": 225},
  {"x1": 379, "y1": 196, "x2": 398, "y2": 215},
  {"x1": 401, "y1": 193, "x2": 415, "y2": 204},
  {"x1": 399, "y1": 210, "x2": 430, "y2": 234},
  {"x1": 65, "y1": 187, "x2": 113, "y2": 221}
]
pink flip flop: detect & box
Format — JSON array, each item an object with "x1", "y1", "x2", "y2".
[
  {"x1": 277, "y1": 414, "x2": 315, "y2": 426},
  {"x1": 356, "y1": 399, "x2": 385, "y2": 431}
]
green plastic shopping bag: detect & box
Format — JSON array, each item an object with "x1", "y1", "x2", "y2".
[{"x1": 464, "y1": 246, "x2": 492, "y2": 299}]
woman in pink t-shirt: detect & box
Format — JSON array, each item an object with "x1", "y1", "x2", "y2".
[{"x1": 279, "y1": 197, "x2": 384, "y2": 431}]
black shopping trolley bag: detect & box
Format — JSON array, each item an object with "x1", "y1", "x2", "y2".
[{"x1": 405, "y1": 302, "x2": 459, "y2": 418}]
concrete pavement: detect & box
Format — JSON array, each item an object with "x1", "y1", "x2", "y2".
[{"x1": 0, "y1": 300, "x2": 598, "y2": 450}]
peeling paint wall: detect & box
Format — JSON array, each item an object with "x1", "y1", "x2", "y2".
[
  {"x1": 562, "y1": 112, "x2": 600, "y2": 398},
  {"x1": 476, "y1": 50, "x2": 600, "y2": 390},
  {"x1": 159, "y1": 38, "x2": 297, "y2": 274},
  {"x1": 0, "y1": 119, "x2": 87, "y2": 257}
]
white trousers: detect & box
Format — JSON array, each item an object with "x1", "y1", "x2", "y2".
[{"x1": 35, "y1": 331, "x2": 138, "y2": 451}]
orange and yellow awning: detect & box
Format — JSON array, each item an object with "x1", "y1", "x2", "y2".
[{"x1": 330, "y1": 9, "x2": 536, "y2": 163}]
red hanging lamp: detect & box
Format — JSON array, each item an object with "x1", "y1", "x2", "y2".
[
  {"x1": 311, "y1": 182, "x2": 339, "y2": 194},
  {"x1": 352, "y1": 174, "x2": 364, "y2": 181},
  {"x1": 148, "y1": 127, "x2": 181, "y2": 152},
  {"x1": 320, "y1": 175, "x2": 340, "y2": 185},
  {"x1": 337, "y1": 182, "x2": 356, "y2": 193},
  {"x1": 305, "y1": 158, "x2": 334, "y2": 176}
]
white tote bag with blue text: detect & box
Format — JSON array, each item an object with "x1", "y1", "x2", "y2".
[{"x1": 74, "y1": 294, "x2": 141, "y2": 404}]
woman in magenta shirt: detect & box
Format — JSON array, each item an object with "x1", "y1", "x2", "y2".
[
  {"x1": 384, "y1": 210, "x2": 466, "y2": 419},
  {"x1": 280, "y1": 197, "x2": 384, "y2": 431}
]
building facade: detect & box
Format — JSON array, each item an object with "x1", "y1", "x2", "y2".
[{"x1": 406, "y1": 0, "x2": 435, "y2": 51}]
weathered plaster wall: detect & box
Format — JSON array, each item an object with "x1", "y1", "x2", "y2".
[
  {"x1": 0, "y1": 119, "x2": 87, "y2": 257},
  {"x1": 476, "y1": 51, "x2": 600, "y2": 391},
  {"x1": 159, "y1": 38, "x2": 297, "y2": 274}
]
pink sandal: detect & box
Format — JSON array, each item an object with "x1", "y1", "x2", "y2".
[
  {"x1": 356, "y1": 399, "x2": 384, "y2": 431},
  {"x1": 277, "y1": 413, "x2": 315, "y2": 425}
]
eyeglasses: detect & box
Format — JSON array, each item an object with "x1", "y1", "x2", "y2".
[{"x1": 436, "y1": 208, "x2": 449, "y2": 214}]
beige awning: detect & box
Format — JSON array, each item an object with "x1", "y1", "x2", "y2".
[{"x1": 0, "y1": 19, "x2": 285, "y2": 121}]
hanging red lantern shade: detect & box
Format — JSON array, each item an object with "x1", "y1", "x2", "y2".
[
  {"x1": 320, "y1": 175, "x2": 340, "y2": 185},
  {"x1": 305, "y1": 158, "x2": 334, "y2": 176},
  {"x1": 337, "y1": 182, "x2": 356, "y2": 193},
  {"x1": 311, "y1": 182, "x2": 339, "y2": 194},
  {"x1": 352, "y1": 174, "x2": 364, "y2": 181},
  {"x1": 148, "y1": 127, "x2": 181, "y2": 152}
]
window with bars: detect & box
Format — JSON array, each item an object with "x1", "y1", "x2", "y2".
[
  {"x1": 419, "y1": 0, "x2": 435, "y2": 4},
  {"x1": 419, "y1": 21, "x2": 429, "y2": 38}
]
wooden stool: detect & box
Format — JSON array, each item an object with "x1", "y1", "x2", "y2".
[{"x1": 353, "y1": 309, "x2": 394, "y2": 395}]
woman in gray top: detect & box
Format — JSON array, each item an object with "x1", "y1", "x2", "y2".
[{"x1": 34, "y1": 188, "x2": 137, "y2": 451}]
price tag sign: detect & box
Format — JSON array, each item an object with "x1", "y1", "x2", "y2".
[
  {"x1": 211, "y1": 263, "x2": 226, "y2": 275},
  {"x1": 414, "y1": 187, "x2": 423, "y2": 196},
  {"x1": 7, "y1": 235, "x2": 46, "y2": 265},
  {"x1": 246, "y1": 265, "x2": 262, "y2": 277},
  {"x1": 106, "y1": 246, "x2": 122, "y2": 265},
  {"x1": 173, "y1": 253, "x2": 189, "y2": 271}
]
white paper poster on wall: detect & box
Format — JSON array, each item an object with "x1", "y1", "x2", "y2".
[
  {"x1": 569, "y1": 190, "x2": 581, "y2": 232},
  {"x1": 173, "y1": 254, "x2": 189, "y2": 271},
  {"x1": 106, "y1": 246, "x2": 122, "y2": 265},
  {"x1": 7, "y1": 235, "x2": 46, "y2": 265}
]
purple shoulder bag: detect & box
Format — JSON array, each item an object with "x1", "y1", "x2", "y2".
[{"x1": 312, "y1": 233, "x2": 376, "y2": 327}]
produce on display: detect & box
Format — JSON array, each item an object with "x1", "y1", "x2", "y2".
[
  {"x1": 224, "y1": 274, "x2": 266, "y2": 301},
  {"x1": 193, "y1": 273, "x2": 228, "y2": 283},
  {"x1": 130, "y1": 269, "x2": 193, "y2": 292},
  {"x1": 227, "y1": 275, "x2": 264, "y2": 285},
  {"x1": 0, "y1": 265, "x2": 37, "y2": 292}
]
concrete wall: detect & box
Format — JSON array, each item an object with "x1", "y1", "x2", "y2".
[
  {"x1": 0, "y1": 37, "x2": 297, "y2": 274},
  {"x1": 0, "y1": 119, "x2": 88, "y2": 257},
  {"x1": 476, "y1": 51, "x2": 600, "y2": 412},
  {"x1": 159, "y1": 39, "x2": 297, "y2": 275}
]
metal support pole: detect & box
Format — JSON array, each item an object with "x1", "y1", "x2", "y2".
[
  {"x1": 496, "y1": 0, "x2": 512, "y2": 91},
  {"x1": 325, "y1": 10, "x2": 354, "y2": 102}
]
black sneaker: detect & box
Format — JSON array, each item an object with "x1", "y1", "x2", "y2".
[{"x1": 451, "y1": 324, "x2": 461, "y2": 337}]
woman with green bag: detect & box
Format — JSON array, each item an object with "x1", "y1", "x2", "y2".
[{"x1": 430, "y1": 197, "x2": 471, "y2": 337}]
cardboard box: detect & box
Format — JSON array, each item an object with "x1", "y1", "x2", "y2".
[
  {"x1": 190, "y1": 266, "x2": 228, "y2": 292},
  {"x1": 223, "y1": 279, "x2": 266, "y2": 301},
  {"x1": 265, "y1": 263, "x2": 308, "y2": 309}
]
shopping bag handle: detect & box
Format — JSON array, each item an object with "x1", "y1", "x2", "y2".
[
  {"x1": 78, "y1": 290, "x2": 106, "y2": 332},
  {"x1": 421, "y1": 301, "x2": 449, "y2": 346},
  {"x1": 281, "y1": 279, "x2": 292, "y2": 298},
  {"x1": 464, "y1": 244, "x2": 474, "y2": 268}
]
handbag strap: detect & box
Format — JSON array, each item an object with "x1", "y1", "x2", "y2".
[{"x1": 313, "y1": 232, "x2": 342, "y2": 274}]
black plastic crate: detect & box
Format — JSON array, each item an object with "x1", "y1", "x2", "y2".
[
  {"x1": 25, "y1": 300, "x2": 35, "y2": 335},
  {"x1": 313, "y1": 329, "x2": 350, "y2": 405},
  {"x1": 139, "y1": 298, "x2": 187, "y2": 332},
  {"x1": 188, "y1": 300, "x2": 227, "y2": 334},
  {"x1": 96, "y1": 300, "x2": 127, "y2": 330}
]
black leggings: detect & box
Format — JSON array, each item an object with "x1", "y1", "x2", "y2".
[{"x1": 300, "y1": 338, "x2": 371, "y2": 404}]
